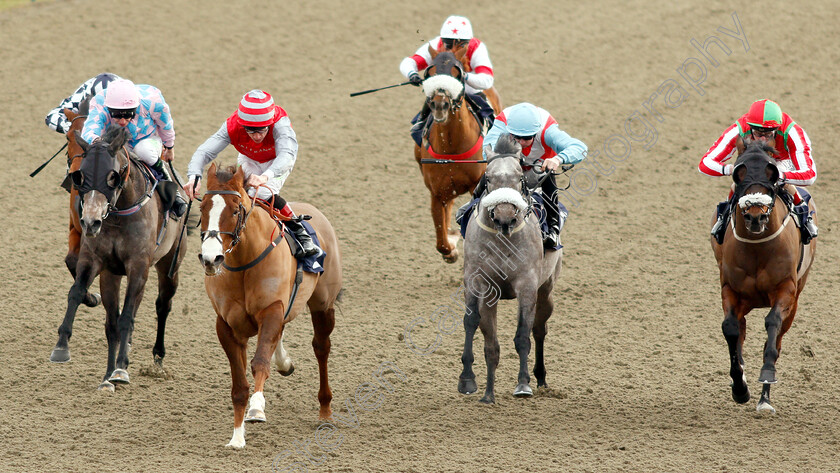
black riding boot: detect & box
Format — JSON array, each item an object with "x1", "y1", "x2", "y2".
[
  {"x1": 272, "y1": 196, "x2": 320, "y2": 258},
  {"x1": 793, "y1": 203, "x2": 818, "y2": 245},
  {"x1": 410, "y1": 102, "x2": 431, "y2": 147},
  {"x1": 152, "y1": 160, "x2": 187, "y2": 217},
  {"x1": 541, "y1": 174, "x2": 564, "y2": 249},
  {"x1": 711, "y1": 200, "x2": 730, "y2": 245}
]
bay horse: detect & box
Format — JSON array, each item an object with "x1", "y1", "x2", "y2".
[
  {"x1": 198, "y1": 164, "x2": 342, "y2": 449},
  {"x1": 415, "y1": 46, "x2": 501, "y2": 263},
  {"x1": 712, "y1": 141, "x2": 817, "y2": 413},
  {"x1": 458, "y1": 134, "x2": 562, "y2": 403},
  {"x1": 60, "y1": 97, "x2": 102, "y2": 308},
  {"x1": 50, "y1": 124, "x2": 186, "y2": 392}
]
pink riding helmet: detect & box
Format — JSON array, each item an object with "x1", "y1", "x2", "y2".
[{"x1": 104, "y1": 79, "x2": 140, "y2": 109}]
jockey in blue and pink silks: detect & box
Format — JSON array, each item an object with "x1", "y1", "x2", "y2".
[
  {"x1": 183, "y1": 89, "x2": 320, "y2": 257},
  {"x1": 460, "y1": 102, "x2": 588, "y2": 249},
  {"x1": 81, "y1": 78, "x2": 187, "y2": 217}
]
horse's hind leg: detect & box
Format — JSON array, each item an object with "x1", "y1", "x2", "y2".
[
  {"x1": 513, "y1": 294, "x2": 537, "y2": 398},
  {"x1": 51, "y1": 257, "x2": 102, "y2": 363},
  {"x1": 152, "y1": 260, "x2": 179, "y2": 366},
  {"x1": 98, "y1": 271, "x2": 121, "y2": 392},
  {"x1": 216, "y1": 315, "x2": 249, "y2": 448},
  {"x1": 458, "y1": 293, "x2": 480, "y2": 395},
  {"x1": 478, "y1": 302, "x2": 500, "y2": 404},
  {"x1": 533, "y1": 284, "x2": 555, "y2": 389},
  {"x1": 721, "y1": 286, "x2": 750, "y2": 403},
  {"x1": 311, "y1": 306, "x2": 335, "y2": 420}
]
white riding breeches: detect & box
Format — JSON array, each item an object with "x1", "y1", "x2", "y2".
[
  {"x1": 131, "y1": 137, "x2": 163, "y2": 166},
  {"x1": 238, "y1": 154, "x2": 287, "y2": 200}
]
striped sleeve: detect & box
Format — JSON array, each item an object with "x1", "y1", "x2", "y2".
[
  {"x1": 783, "y1": 124, "x2": 816, "y2": 185},
  {"x1": 400, "y1": 39, "x2": 437, "y2": 78},
  {"x1": 699, "y1": 123, "x2": 739, "y2": 176}
]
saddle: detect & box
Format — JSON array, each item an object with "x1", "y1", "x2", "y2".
[{"x1": 253, "y1": 200, "x2": 326, "y2": 272}]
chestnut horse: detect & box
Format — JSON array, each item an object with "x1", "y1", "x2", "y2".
[
  {"x1": 415, "y1": 45, "x2": 501, "y2": 263},
  {"x1": 712, "y1": 141, "x2": 817, "y2": 413},
  {"x1": 198, "y1": 164, "x2": 342, "y2": 448},
  {"x1": 60, "y1": 98, "x2": 102, "y2": 308}
]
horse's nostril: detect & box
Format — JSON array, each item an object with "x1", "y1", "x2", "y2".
[{"x1": 213, "y1": 254, "x2": 224, "y2": 265}]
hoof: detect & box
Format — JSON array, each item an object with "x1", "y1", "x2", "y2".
[
  {"x1": 83, "y1": 292, "x2": 102, "y2": 308},
  {"x1": 154, "y1": 354, "x2": 164, "y2": 368},
  {"x1": 513, "y1": 384, "x2": 533, "y2": 398},
  {"x1": 479, "y1": 394, "x2": 495, "y2": 404},
  {"x1": 245, "y1": 409, "x2": 266, "y2": 423},
  {"x1": 278, "y1": 364, "x2": 295, "y2": 377},
  {"x1": 756, "y1": 401, "x2": 776, "y2": 414},
  {"x1": 442, "y1": 249, "x2": 459, "y2": 264},
  {"x1": 109, "y1": 369, "x2": 130, "y2": 384},
  {"x1": 97, "y1": 381, "x2": 115, "y2": 393},
  {"x1": 458, "y1": 377, "x2": 477, "y2": 395},
  {"x1": 537, "y1": 381, "x2": 549, "y2": 389},
  {"x1": 731, "y1": 385, "x2": 750, "y2": 404},
  {"x1": 226, "y1": 439, "x2": 245, "y2": 449},
  {"x1": 50, "y1": 347, "x2": 71, "y2": 363}
]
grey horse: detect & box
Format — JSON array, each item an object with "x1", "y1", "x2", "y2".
[{"x1": 458, "y1": 133, "x2": 563, "y2": 403}]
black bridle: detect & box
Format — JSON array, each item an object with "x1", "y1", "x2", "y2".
[{"x1": 200, "y1": 189, "x2": 253, "y2": 253}]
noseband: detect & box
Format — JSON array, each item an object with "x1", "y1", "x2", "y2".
[{"x1": 201, "y1": 189, "x2": 254, "y2": 253}]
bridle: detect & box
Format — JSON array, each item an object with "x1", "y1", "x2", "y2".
[
  {"x1": 423, "y1": 55, "x2": 467, "y2": 112},
  {"x1": 200, "y1": 189, "x2": 255, "y2": 254}
]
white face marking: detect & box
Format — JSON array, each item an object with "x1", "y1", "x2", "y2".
[
  {"x1": 201, "y1": 195, "x2": 226, "y2": 262},
  {"x1": 81, "y1": 191, "x2": 110, "y2": 222}
]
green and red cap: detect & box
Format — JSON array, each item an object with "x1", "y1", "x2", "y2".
[{"x1": 745, "y1": 99, "x2": 783, "y2": 129}]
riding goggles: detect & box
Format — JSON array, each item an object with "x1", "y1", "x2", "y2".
[
  {"x1": 108, "y1": 107, "x2": 137, "y2": 119},
  {"x1": 511, "y1": 134, "x2": 536, "y2": 141},
  {"x1": 244, "y1": 126, "x2": 270, "y2": 134}
]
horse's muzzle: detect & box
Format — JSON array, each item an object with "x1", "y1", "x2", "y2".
[
  {"x1": 81, "y1": 218, "x2": 102, "y2": 237},
  {"x1": 198, "y1": 252, "x2": 224, "y2": 276}
]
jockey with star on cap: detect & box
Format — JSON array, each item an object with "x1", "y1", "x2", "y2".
[
  {"x1": 184, "y1": 89, "x2": 319, "y2": 257},
  {"x1": 400, "y1": 15, "x2": 497, "y2": 146},
  {"x1": 700, "y1": 99, "x2": 817, "y2": 244}
]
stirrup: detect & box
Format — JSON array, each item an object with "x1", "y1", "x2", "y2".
[{"x1": 711, "y1": 216, "x2": 726, "y2": 244}]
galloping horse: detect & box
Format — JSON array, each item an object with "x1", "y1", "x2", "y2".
[
  {"x1": 198, "y1": 164, "x2": 342, "y2": 448},
  {"x1": 415, "y1": 46, "x2": 501, "y2": 263},
  {"x1": 458, "y1": 134, "x2": 563, "y2": 403},
  {"x1": 712, "y1": 141, "x2": 817, "y2": 413},
  {"x1": 50, "y1": 125, "x2": 186, "y2": 392},
  {"x1": 60, "y1": 98, "x2": 102, "y2": 308}
]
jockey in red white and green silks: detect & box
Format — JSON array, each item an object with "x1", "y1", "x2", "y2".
[{"x1": 700, "y1": 99, "x2": 818, "y2": 244}]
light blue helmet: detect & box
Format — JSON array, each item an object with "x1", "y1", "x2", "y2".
[{"x1": 505, "y1": 103, "x2": 542, "y2": 136}]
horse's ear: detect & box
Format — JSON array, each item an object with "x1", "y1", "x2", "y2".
[
  {"x1": 428, "y1": 45, "x2": 438, "y2": 59},
  {"x1": 454, "y1": 46, "x2": 467, "y2": 64},
  {"x1": 733, "y1": 164, "x2": 746, "y2": 184},
  {"x1": 735, "y1": 135, "x2": 745, "y2": 156},
  {"x1": 233, "y1": 166, "x2": 246, "y2": 188},
  {"x1": 766, "y1": 163, "x2": 780, "y2": 183},
  {"x1": 73, "y1": 130, "x2": 90, "y2": 153},
  {"x1": 63, "y1": 109, "x2": 78, "y2": 121}
]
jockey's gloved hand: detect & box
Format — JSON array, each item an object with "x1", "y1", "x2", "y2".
[{"x1": 408, "y1": 73, "x2": 423, "y2": 87}]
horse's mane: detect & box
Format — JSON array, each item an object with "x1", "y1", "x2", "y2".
[
  {"x1": 101, "y1": 124, "x2": 127, "y2": 144},
  {"x1": 215, "y1": 165, "x2": 238, "y2": 184}
]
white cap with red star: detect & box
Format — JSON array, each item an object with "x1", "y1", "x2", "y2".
[{"x1": 440, "y1": 15, "x2": 473, "y2": 40}]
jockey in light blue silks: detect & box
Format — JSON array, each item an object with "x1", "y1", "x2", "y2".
[{"x1": 462, "y1": 102, "x2": 587, "y2": 248}]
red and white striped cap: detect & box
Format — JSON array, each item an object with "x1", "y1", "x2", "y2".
[{"x1": 237, "y1": 90, "x2": 276, "y2": 127}]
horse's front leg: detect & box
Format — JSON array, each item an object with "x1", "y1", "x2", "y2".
[
  {"x1": 721, "y1": 285, "x2": 749, "y2": 404},
  {"x1": 216, "y1": 315, "x2": 249, "y2": 448},
  {"x1": 458, "y1": 292, "x2": 480, "y2": 395},
  {"x1": 247, "y1": 301, "x2": 287, "y2": 423},
  {"x1": 513, "y1": 291, "x2": 537, "y2": 398},
  {"x1": 758, "y1": 281, "x2": 797, "y2": 413},
  {"x1": 51, "y1": 256, "x2": 102, "y2": 363},
  {"x1": 478, "y1": 301, "x2": 500, "y2": 404},
  {"x1": 65, "y1": 199, "x2": 100, "y2": 307},
  {"x1": 97, "y1": 271, "x2": 122, "y2": 392},
  {"x1": 109, "y1": 264, "x2": 150, "y2": 384},
  {"x1": 431, "y1": 196, "x2": 457, "y2": 263},
  {"x1": 533, "y1": 281, "x2": 555, "y2": 388}
]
